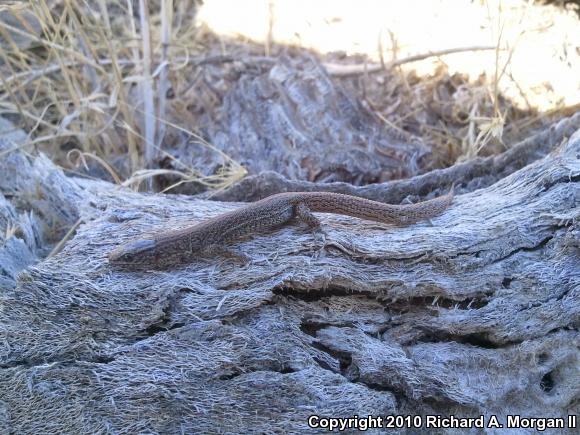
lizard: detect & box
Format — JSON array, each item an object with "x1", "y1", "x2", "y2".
[{"x1": 108, "y1": 189, "x2": 454, "y2": 268}]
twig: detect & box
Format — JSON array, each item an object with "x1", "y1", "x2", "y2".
[
  {"x1": 2, "y1": 55, "x2": 274, "y2": 90},
  {"x1": 98, "y1": 0, "x2": 139, "y2": 170},
  {"x1": 324, "y1": 45, "x2": 496, "y2": 77},
  {"x1": 266, "y1": 0, "x2": 274, "y2": 56},
  {"x1": 66, "y1": 149, "x2": 123, "y2": 185},
  {"x1": 138, "y1": 0, "x2": 156, "y2": 190},
  {"x1": 47, "y1": 218, "x2": 82, "y2": 258},
  {"x1": 156, "y1": 0, "x2": 172, "y2": 150},
  {"x1": 0, "y1": 20, "x2": 102, "y2": 69}
]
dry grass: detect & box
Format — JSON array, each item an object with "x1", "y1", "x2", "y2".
[
  {"x1": 0, "y1": 0, "x2": 244, "y2": 190},
  {"x1": 0, "y1": 0, "x2": 575, "y2": 190}
]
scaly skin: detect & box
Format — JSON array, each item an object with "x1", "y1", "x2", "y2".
[{"x1": 108, "y1": 190, "x2": 453, "y2": 267}]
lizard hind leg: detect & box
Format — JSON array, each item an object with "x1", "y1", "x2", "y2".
[
  {"x1": 295, "y1": 202, "x2": 321, "y2": 229},
  {"x1": 295, "y1": 202, "x2": 327, "y2": 258}
]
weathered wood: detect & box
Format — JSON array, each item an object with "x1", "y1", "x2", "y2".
[
  {"x1": 167, "y1": 58, "x2": 430, "y2": 191},
  {"x1": 209, "y1": 112, "x2": 580, "y2": 203},
  {"x1": 0, "y1": 118, "x2": 578, "y2": 433}
]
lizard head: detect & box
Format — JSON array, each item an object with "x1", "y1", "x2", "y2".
[{"x1": 108, "y1": 239, "x2": 158, "y2": 266}]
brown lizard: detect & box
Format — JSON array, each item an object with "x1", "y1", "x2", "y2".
[{"x1": 108, "y1": 189, "x2": 453, "y2": 268}]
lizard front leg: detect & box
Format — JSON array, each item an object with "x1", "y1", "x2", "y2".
[{"x1": 203, "y1": 244, "x2": 251, "y2": 265}]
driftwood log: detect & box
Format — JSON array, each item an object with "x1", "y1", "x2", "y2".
[{"x1": 0, "y1": 111, "x2": 579, "y2": 433}]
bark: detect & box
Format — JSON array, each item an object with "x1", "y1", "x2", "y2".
[{"x1": 0, "y1": 116, "x2": 578, "y2": 433}]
